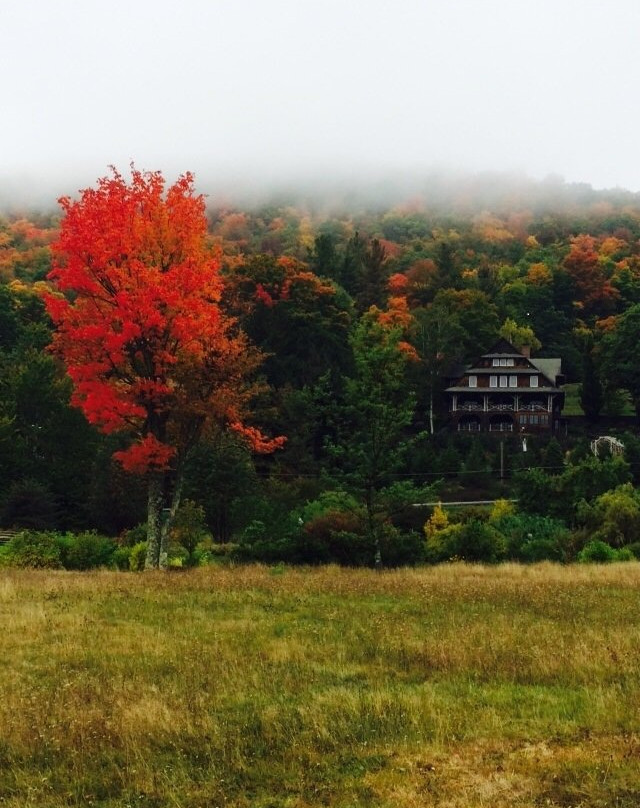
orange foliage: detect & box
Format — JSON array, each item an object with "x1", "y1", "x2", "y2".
[
  {"x1": 563, "y1": 234, "x2": 619, "y2": 315},
  {"x1": 46, "y1": 168, "x2": 282, "y2": 473},
  {"x1": 527, "y1": 263, "x2": 552, "y2": 285}
]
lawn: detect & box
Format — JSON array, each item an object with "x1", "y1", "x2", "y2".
[
  {"x1": 1, "y1": 563, "x2": 639, "y2": 807},
  {"x1": 563, "y1": 382, "x2": 635, "y2": 417}
]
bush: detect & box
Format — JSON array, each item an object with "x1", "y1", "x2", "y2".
[
  {"x1": 3, "y1": 531, "x2": 63, "y2": 568},
  {"x1": 119, "y1": 523, "x2": 147, "y2": 547},
  {"x1": 578, "y1": 540, "x2": 618, "y2": 563},
  {"x1": 454, "y1": 519, "x2": 507, "y2": 563},
  {"x1": 379, "y1": 524, "x2": 425, "y2": 566},
  {"x1": 519, "y1": 538, "x2": 565, "y2": 563},
  {"x1": 192, "y1": 541, "x2": 238, "y2": 566},
  {"x1": 429, "y1": 519, "x2": 506, "y2": 564},
  {"x1": 494, "y1": 513, "x2": 570, "y2": 562},
  {"x1": 63, "y1": 531, "x2": 116, "y2": 570},
  {"x1": 170, "y1": 500, "x2": 211, "y2": 557},
  {"x1": 129, "y1": 541, "x2": 148, "y2": 571},
  {"x1": 112, "y1": 545, "x2": 132, "y2": 570}
]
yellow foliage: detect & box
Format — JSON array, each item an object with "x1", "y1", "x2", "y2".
[
  {"x1": 490, "y1": 499, "x2": 515, "y2": 522},
  {"x1": 527, "y1": 262, "x2": 552, "y2": 285},
  {"x1": 424, "y1": 502, "x2": 449, "y2": 539},
  {"x1": 599, "y1": 236, "x2": 626, "y2": 257}
]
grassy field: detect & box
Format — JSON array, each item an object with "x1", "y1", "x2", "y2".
[
  {"x1": 1, "y1": 564, "x2": 639, "y2": 807},
  {"x1": 563, "y1": 382, "x2": 635, "y2": 417}
]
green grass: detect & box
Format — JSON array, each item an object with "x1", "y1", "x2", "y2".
[
  {"x1": 1, "y1": 563, "x2": 640, "y2": 806},
  {"x1": 563, "y1": 382, "x2": 635, "y2": 417}
]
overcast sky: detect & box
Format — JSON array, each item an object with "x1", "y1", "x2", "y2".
[{"x1": 1, "y1": 0, "x2": 639, "y2": 204}]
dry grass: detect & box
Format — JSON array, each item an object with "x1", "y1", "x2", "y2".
[{"x1": 0, "y1": 563, "x2": 639, "y2": 806}]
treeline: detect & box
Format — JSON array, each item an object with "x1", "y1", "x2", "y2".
[{"x1": 3, "y1": 177, "x2": 640, "y2": 565}]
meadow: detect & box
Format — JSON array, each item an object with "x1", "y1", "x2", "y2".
[{"x1": 1, "y1": 563, "x2": 639, "y2": 807}]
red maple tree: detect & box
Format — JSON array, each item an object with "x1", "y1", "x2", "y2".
[{"x1": 45, "y1": 167, "x2": 283, "y2": 568}]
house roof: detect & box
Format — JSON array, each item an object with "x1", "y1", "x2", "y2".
[
  {"x1": 445, "y1": 386, "x2": 562, "y2": 394},
  {"x1": 444, "y1": 338, "x2": 563, "y2": 392},
  {"x1": 530, "y1": 357, "x2": 562, "y2": 382},
  {"x1": 481, "y1": 338, "x2": 521, "y2": 357}
]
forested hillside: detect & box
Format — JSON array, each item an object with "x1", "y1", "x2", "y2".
[{"x1": 3, "y1": 175, "x2": 640, "y2": 566}]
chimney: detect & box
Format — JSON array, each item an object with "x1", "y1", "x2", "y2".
[{"x1": 521, "y1": 344, "x2": 531, "y2": 358}]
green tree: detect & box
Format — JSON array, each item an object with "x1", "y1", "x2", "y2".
[
  {"x1": 498, "y1": 317, "x2": 541, "y2": 353},
  {"x1": 410, "y1": 304, "x2": 465, "y2": 434},
  {"x1": 601, "y1": 304, "x2": 640, "y2": 420},
  {"x1": 327, "y1": 313, "x2": 429, "y2": 565},
  {"x1": 579, "y1": 345, "x2": 604, "y2": 422}
]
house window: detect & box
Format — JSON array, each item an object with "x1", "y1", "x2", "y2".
[
  {"x1": 507, "y1": 358, "x2": 514, "y2": 366},
  {"x1": 499, "y1": 375, "x2": 508, "y2": 387},
  {"x1": 468, "y1": 375, "x2": 477, "y2": 388},
  {"x1": 500, "y1": 358, "x2": 508, "y2": 366},
  {"x1": 509, "y1": 376, "x2": 517, "y2": 387},
  {"x1": 521, "y1": 414, "x2": 528, "y2": 424},
  {"x1": 530, "y1": 375, "x2": 538, "y2": 388},
  {"x1": 492, "y1": 359, "x2": 500, "y2": 367},
  {"x1": 490, "y1": 375, "x2": 497, "y2": 387}
]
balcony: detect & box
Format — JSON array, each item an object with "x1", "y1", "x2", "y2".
[
  {"x1": 520, "y1": 401, "x2": 547, "y2": 412},
  {"x1": 458, "y1": 422, "x2": 481, "y2": 431},
  {"x1": 458, "y1": 401, "x2": 482, "y2": 411},
  {"x1": 488, "y1": 423, "x2": 514, "y2": 432}
]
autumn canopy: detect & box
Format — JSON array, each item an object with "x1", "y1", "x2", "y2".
[{"x1": 46, "y1": 167, "x2": 283, "y2": 568}]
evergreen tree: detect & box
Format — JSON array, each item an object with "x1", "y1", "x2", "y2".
[
  {"x1": 579, "y1": 339, "x2": 604, "y2": 422},
  {"x1": 327, "y1": 313, "x2": 423, "y2": 565}
]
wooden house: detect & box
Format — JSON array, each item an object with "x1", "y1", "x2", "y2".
[{"x1": 445, "y1": 338, "x2": 565, "y2": 433}]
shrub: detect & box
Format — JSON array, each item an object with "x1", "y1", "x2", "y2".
[
  {"x1": 457, "y1": 519, "x2": 507, "y2": 563},
  {"x1": 425, "y1": 523, "x2": 464, "y2": 563},
  {"x1": 3, "y1": 531, "x2": 63, "y2": 568},
  {"x1": 578, "y1": 540, "x2": 618, "y2": 563},
  {"x1": 379, "y1": 524, "x2": 424, "y2": 566},
  {"x1": 519, "y1": 538, "x2": 565, "y2": 563},
  {"x1": 64, "y1": 531, "x2": 116, "y2": 570},
  {"x1": 112, "y1": 545, "x2": 132, "y2": 570},
  {"x1": 168, "y1": 543, "x2": 190, "y2": 566},
  {"x1": 129, "y1": 541, "x2": 148, "y2": 571},
  {"x1": 426, "y1": 517, "x2": 508, "y2": 565},
  {"x1": 192, "y1": 541, "x2": 238, "y2": 566},
  {"x1": 119, "y1": 523, "x2": 147, "y2": 547},
  {"x1": 170, "y1": 500, "x2": 211, "y2": 557},
  {"x1": 494, "y1": 513, "x2": 570, "y2": 562}
]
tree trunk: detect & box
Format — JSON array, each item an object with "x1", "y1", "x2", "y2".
[
  {"x1": 366, "y1": 485, "x2": 382, "y2": 568},
  {"x1": 429, "y1": 390, "x2": 434, "y2": 436},
  {"x1": 158, "y1": 468, "x2": 185, "y2": 570},
  {"x1": 146, "y1": 472, "x2": 163, "y2": 569}
]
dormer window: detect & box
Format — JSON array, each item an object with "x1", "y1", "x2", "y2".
[{"x1": 530, "y1": 375, "x2": 538, "y2": 388}]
